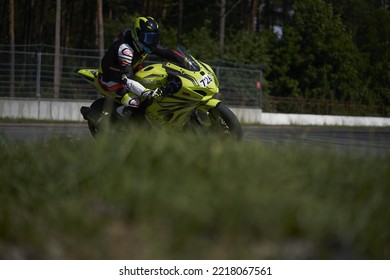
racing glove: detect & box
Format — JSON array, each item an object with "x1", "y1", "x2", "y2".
[
  {"x1": 141, "y1": 88, "x2": 163, "y2": 100},
  {"x1": 121, "y1": 75, "x2": 162, "y2": 100}
]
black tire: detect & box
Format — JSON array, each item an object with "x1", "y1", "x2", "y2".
[
  {"x1": 87, "y1": 118, "x2": 99, "y2": 138},
  {"x1": 87, "y1": 98, "x2": 115, "y2": 138},
  {"x1": 208, "y1": 103, "x2": 243, "y2": 140}
]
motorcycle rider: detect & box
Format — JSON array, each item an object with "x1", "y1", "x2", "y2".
[{"x1": 98, "y1": 16, "x2": 176, "y2": 118}]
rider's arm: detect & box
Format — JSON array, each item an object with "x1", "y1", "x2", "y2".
[
  {"x1": 152, "y1": 45, "x2": 182, "y2": 64},
  {"x1": 117, "y1": 43, "x2": 134, "y2": 78},
  {"x1": 117, "y1": 43, "x2": 146, "y2": 96}
]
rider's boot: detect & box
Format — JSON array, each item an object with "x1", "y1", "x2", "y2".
[
  {"x1": 116, "y1": 94, "x2": 141, "y2": 119},
  {"x1": 116, "y1": 105, "x2": 134, "y2": 119}
]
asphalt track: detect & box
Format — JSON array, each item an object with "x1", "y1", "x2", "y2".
[{"x1": 1, "y1": 123, "x2": 390, "y2": 156}]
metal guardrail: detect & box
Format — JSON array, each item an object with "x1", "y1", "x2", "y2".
[
  {"x1": 0, "y1": 45, "x2": 263, "y2": 108},
  {"x1": 2, "y1": 45, "x2": 388, "y2": 117},
  {"x1": 264, "y1": 96, "x2": 390, "y2": 117}
]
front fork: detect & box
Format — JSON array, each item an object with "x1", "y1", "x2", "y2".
[{"x1": 190, "y1": 98, "x2": 221, "y2": 128}]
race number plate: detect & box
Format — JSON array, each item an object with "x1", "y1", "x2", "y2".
[{"x1": 198, "y1": 73, "x2": 213, "y2": 87}]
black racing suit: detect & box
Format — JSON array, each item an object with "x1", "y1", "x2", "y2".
[{"x1": 99, "y1": 29, "x2": 177, "y2": 102}]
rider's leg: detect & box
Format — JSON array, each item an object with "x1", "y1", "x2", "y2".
[
  {"x1": 97, "y1": 74, "x2": 140, "y2": 118},
  {"x1": 116, "y1": 92, "x2": 141, "y2": 118}
]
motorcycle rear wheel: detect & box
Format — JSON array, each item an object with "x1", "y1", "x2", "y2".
[
  {"x1": 208, "y1": 103, "x2": 243, "y2": 140},
  {"x1": 87, "y1": 98, "x2": 115, "y2": 138}
]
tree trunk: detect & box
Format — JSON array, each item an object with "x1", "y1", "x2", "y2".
[
  {"x1": 64, "y1": 1, "x2": 75, "y2": 49},
  {"x1": 97, "y1": 0, "x2": 104, "y2": 57},
  {"x1": 9, "y1": 0, "x2": 15, "y2": 97},
  {"x1": 249, "y1": 0, "x2": 258, "y2": 32},
  {"x1": 178, "y1": 0, "x2": 183, "y2": 43},
  {"x1": 264, "y1": 0, "x2": 271, "y2": 30},
  {"x1": 54, "y1": 0, "x2": 61, "y2": 98},
  {"x1": 219, "y1": 0, "x2": 243, "y2": 51},
  {"x1": 219, "y1": 0, "x2": 226, "y2": 52}
]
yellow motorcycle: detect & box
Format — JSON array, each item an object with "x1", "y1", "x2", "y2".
[{"x1": 78, "y1": 46, "x2": 242, "y2": 139}]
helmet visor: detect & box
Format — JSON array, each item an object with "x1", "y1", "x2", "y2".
[{"x1": 140, "y1": 32, "x2": 160, "y2": 48}]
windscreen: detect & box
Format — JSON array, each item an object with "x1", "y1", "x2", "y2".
[{"x1": 171, "y1": 46, "x2": 200, "y2": 71}]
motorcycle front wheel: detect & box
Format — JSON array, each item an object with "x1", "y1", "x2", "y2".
[{"x1": 208, "y1": 103, "x2": 243, "y2": 140}]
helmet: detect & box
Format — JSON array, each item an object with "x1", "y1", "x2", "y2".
[{"x1": 131, "y1": 16, "x2": 160, "y2": 53}]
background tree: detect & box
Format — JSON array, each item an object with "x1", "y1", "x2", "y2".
[
  {"x1": 325, "y1": 0, "x2": 390, "y2": 104},
  {"x1": 267, "y1": 0, "x2": 367, "y2": 103}
]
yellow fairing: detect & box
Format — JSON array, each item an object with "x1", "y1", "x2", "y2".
[
  {"x1": 134, "y1": 61, "x2": 221, "y2": 129},
  {"x1": 77, "y1": 68, "x2": 124, "y2": 99},
  {"x1": 78, "y1": 50, "x2": 222, "y2": 130},
  {"x1": 77, "y1": 69, "x2": 98, "y2": 85},
  {"x1": 134, "y1": 64, "x2": 167, "y2": 89}
]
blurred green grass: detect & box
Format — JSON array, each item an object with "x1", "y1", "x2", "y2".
[{"x1": 1, "y1": 127, "x2": 389, "y2": 259}]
